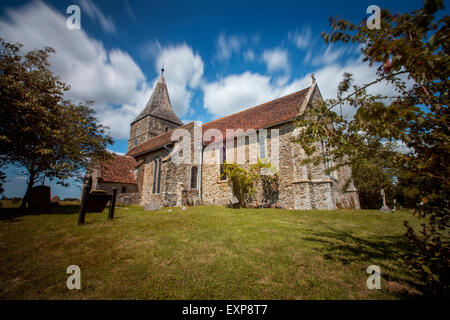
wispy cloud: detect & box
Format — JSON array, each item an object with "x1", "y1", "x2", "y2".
[
  {"x1": 124, "y1": 0, "x2": 136, "y2": 21},
  {"x1": 243, "y1": 49, "x2": 255, "y2": 62},
  {"x1": 215, "y1": 33, "x2": 244, "y2": 61},
  {"x1": 288, "y1": 25, "x2": 312, "y2": 49},
  {"x1": 78, "y1": 0, "x2": 116, "y2": 33},
  {"x1": 262, "y1": 48, "x2": 290, "y2": 73},
  {"x1": 311, "y1": 44, "x2": 353, "y2": 66}
]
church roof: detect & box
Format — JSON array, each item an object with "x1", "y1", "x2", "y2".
[
  {"x1": 98, "y1": 154, "x2": 138, "y2": 184},
  {"x1": 127, "y1": 85, "x2": 312, "y2": 156},
  {"x1": 201, "y1": 86, "x2": 311, "y2": 145},
  {"x1": 131, "y1": 73, "x2": 183, "y2": 126}
]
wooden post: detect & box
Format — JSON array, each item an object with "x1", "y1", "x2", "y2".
[
  {"x1": 108, "y1": 188, "x2": 117, "y2": 220},
  {"x1": 78, "y1": 185, "x2": 90, "y2": 225}
]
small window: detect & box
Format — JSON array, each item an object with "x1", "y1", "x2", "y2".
[
  {"x1": 165, "y1": 127, "x2": 169, "y2": 133},
  {"x1": 220, "y1": 146, "x2": 227, "y2": 180},
  {"x1": 134, "y1": 139, "x2": 138, "y2": 145},
  {"x1": 156, "y1": 158, "x2": 162, "y2": 193},
  {"x1": 191, "y1": 166, "x2": 198, "y2": 189},
  {"x1": 121, "y1": 186, "x2": 126, "y2": 193}
]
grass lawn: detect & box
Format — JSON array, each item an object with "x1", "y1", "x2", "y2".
[{"x1": 0, "y1": 203, "x2": 423, "y2": 299}]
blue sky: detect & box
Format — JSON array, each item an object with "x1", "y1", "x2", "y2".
[{"x1": 0, "y1": 0, "x2": 432, "y2": 198}]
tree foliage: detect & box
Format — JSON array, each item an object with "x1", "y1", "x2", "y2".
[
  {"x1": 0, "y1": 38, "x2": 113, "y2": 209},
  {"x1": 295, "y1": 0, "x2": 449, "y2": 295},
  {"x1": 351, "y1": 140, "x2": 399, "y2": 209},
  {"x1": 222, "y1": 159, "x2": 277, "y2": 208}
]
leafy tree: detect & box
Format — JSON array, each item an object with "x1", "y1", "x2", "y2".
[
  {"x1": 351, "y1": 140, "x2": 399, "y2": 209},
  {"x1": 295, "y1": 0, "x2": 448, "y2": 295},
  {"x1": 0, "y1": 38, "x2": 113, "y2": 209}
]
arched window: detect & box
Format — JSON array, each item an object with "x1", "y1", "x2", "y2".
[
  {"x1": 152, "y1": 158, "x2": 162, "y2": 194},
  {"x1": 191, "y1": 166, "x2": 198, "y2": 189}
]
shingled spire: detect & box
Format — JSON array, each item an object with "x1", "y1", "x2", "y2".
[
  {"x1": 127, "y1": 68, "x2": 184, "y2": 152},
  {"x1": 131, "y1": 69, "x2": 183, "y2": 126}
]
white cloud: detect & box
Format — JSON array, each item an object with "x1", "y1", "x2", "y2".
[
  {"x1": 202, "y1": 54, "x2": 409, "y2": 120},
  {"x1": 262, "y1": 48, "x2": 290, "y2": 73},
  {"x1": 243, "y1": 49, "x2": 255, "y2": 62},
  {"x1": 0, "y1": 1, "x2": 148, "y2": 140},
  {"x1": 289, "y1": 26, "x2": 312, "y2": 49},
  {"x1": 311, "y1": 44, "x2": 350, "y2": 66},
  {"x1": 312, "y1": 58, "x2": 411, "y2": 118},
  {"x1": 202, "y1": 71, "x2": 310, "y2": 117},
  {"x1": 107, "y1": 149, "x2": 125, "y2": 156},
  {"x1": 151, "y1": 44, "x2": 204, "y2": 117},
  {"x1": 78, "y1": 0, "x2": 116, "y2": 33},
  {"x1": 215, "y1": 33, "x2": 244, "y2": 61}
]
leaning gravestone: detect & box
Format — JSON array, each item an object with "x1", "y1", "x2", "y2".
[
  {"x1": 145, "y1": 203, "x2": 163, "y2": 211},
  {"x1": 228, "y1": 194, "x2": 239, "y2": 208}
]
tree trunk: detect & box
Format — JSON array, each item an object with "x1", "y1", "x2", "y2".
[{"x1": 19, "y1": 173, "x2": 35, "y2": 210}]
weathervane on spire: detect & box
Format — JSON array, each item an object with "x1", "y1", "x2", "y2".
[{"x1": 161, "y1": 61, "x2": 165, "y2": 75}]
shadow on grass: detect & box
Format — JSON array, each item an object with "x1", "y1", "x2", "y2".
[
  {"x1": 301, "y1": 227, "x2": 423, "y2": 298},
  {"x1": 0, "y1": 204, "x2": 80, "y2": 221}
]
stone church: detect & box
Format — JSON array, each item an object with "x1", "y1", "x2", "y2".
[{"x1": 86, "y1": 69, "x2": 360, "y2": 210}]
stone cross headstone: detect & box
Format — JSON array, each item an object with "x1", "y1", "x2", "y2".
[{"x1": 380, "y1": 189, "x2": 391, "y2": 213}]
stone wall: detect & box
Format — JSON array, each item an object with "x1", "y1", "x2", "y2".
[
  {"x1": 127, "y1": 115, "x2": 183, "y2": 152},
  {"x1": 136, "y1": 123, "x2": 200, "y2": 207},
  {"x1": 200, "y1": 86, "x2": 360, "y2": 210},
  {"x1": 200, "y1": 121, "x2": 339, "y2": 210},
  {"x1": 127, "y1": 116, "x2": 151, "y2": 151}
]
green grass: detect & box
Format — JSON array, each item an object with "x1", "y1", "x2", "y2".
[{"x1": 0, "y1": 204, "x2": 423, "y2": 299}]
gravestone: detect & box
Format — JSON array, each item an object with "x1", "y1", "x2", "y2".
[
  {"x1": 29, "y1": 185, "x2": 50, "y2": 209},
  {"x1": 78, "y1": 186, "x2": 117, "y2": 225},
  {"x1": 380, "y1": 189, "x2": 391, "y2": 213},
  {"x1": 228, "y1": 194, "x2": 239, "y2": 208},
  {"x1": 144, "y1": 203, "x2": 163, "y2": 211}
]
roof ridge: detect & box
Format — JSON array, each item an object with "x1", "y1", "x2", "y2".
[{"x1": 202, "y1": 86, "x2": 310, "y2": 127}]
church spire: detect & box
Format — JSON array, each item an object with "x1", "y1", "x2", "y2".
[{"x1": 131, "y1": 67, "x2": 183, "y2": 126}]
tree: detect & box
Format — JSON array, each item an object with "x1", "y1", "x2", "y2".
[
  {"x1": 351, "y1": 140, "x2": 399, "y2": 209},
  {"x1": 0, "y1": 38, "x2": 113, "y2": 209},
  {"x1": 295, "y1": 0, "x2": 449, "y2": 295}
]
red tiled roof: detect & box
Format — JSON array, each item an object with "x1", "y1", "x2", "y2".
[
  {"x1": 126, "y1": 87, "x2": 310, "y2": 156},
  {"x1": 99, "y1": 154, "x2": 138, "y2": 184},
  {"x1": 201, "y1": 87, "x2": 310, "y2": 144},
  {"x1": 127, "y1": 122, "x2": 195, "y2": 157}
]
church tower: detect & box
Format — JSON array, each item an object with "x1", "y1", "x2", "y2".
[{"x1": 127, "y1": 68, "x2": 183, "y2": 152}]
